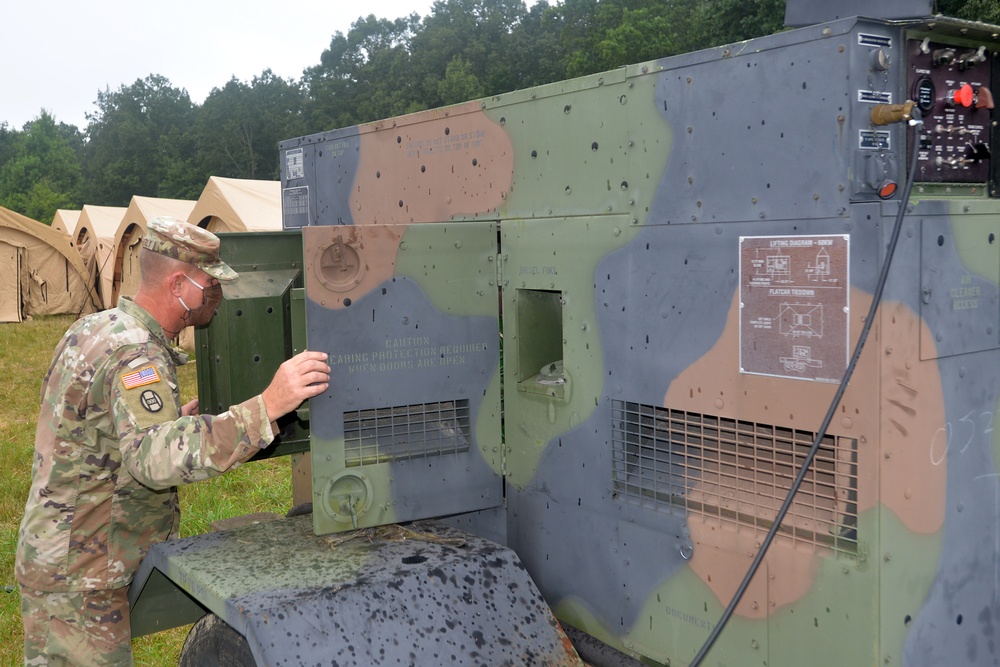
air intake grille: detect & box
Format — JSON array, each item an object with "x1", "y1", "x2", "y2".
[
  {"x1": 612, "y1": 401, "x2": 859, "y2": 554},
  {"x1": 344, "y1": 400, "x2": 471, "y2": 466}
]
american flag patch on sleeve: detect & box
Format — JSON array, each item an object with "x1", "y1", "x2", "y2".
[{"x1": 121, "y1": 365, "x2": 161, "y2": 390}]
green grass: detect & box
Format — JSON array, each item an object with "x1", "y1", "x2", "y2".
[{"x1": 0, "y1": 316, "x2": 292, "y2": 666}]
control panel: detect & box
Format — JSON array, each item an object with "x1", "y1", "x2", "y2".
[{"x1": 907, "y1": 38, "x2": 995, "y2": 183}]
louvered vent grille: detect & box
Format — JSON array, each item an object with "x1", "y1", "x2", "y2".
[
  {"x1": 344, "y1": 400, "x2": 471, "y2": 466},
  {"x1": 612, "y1": 401, "x2": 859, "y2": 554}
]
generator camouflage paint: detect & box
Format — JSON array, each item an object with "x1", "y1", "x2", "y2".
[{"x1": 129, "y1": 8, "x2": 1000, "y2": 667}]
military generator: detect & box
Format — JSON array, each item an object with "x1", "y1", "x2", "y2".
[{"x1": 129, "y1": 1, "x2": 1000, "y2": 665}]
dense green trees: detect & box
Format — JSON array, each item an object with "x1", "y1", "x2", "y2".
[
  {"x1": 0, "y1": 112, "x2": 83, "y2": 222},
  {"x1": 190, "y1": 71, "x2": 307, "y2": 190},
  {"x1": 939, "y1": 0, "x2": 1000, "y2": 23},
  {"x1": 0, "y1": 0, "x2": 995, "y2": 223},
  {"x1": 304, "y1": 14, "x2": 422, "y2": 129},
  {"x1": 83, "y1": 75, "x2": 196, "y2": 207}
]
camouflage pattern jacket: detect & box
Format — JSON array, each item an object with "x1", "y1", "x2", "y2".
[{"x1": 16, "y1": 297, "x2": 274, "y2": 591}]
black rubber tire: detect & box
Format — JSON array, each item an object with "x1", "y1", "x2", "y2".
[
  {"x1": 178, "y1": 614, "x2": 257, "y2": 667},
  {"x1": 286, "y1": 501, "x2": 313, "y2": 518}
]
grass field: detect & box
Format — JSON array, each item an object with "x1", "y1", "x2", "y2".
[{"x1": 0, "y1": 315, "x2": 291, "y2": 666}]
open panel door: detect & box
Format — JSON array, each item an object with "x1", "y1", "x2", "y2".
[{"x1": 303, "y1": 222, "x2": 503, "y2": 536}]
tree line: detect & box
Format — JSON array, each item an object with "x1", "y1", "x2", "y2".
[{"x1": 0, "y1": 0, "x2": 995, "y2": 224}]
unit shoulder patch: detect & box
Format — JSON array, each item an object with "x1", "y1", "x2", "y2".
[
  {"x1": 116, "y1": 361, "x2": 179, "y2": 430},
  {"x1": 139, "y1": 389, "x2": 164, "y2": 413}
]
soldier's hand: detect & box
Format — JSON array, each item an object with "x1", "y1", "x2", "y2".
[
  {"x1": 261, "y1": 350, "x2": 330, "y2": 420},
  {"x1": 182, "y1": 398, "x2": 199, "y2": 416}
]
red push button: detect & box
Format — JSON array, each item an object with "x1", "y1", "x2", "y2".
[{"x1": 952, "y1": 83, "x2": 975, "y2": 107}]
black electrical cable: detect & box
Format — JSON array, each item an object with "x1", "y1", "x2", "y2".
[{"x1": 688, "y1": 108, "x2": 924, "y2": 667}]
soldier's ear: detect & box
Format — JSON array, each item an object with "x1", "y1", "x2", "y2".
[{"x1": 168, "y1": 271, "x2": 188, "y2": 296}]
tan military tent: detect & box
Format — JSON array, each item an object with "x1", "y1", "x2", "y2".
[
  {"x1": 188, "y1": 177, "x2": 282, "y2": 232},
  {"x1": 0, "y1": 207, "x2": 99, "y2": 322},
  {"x1": 51, "y1": 209, "x2": 81, "y2": 237},
  {"x1": 111, "y1": 196, "x2": 196, "y2": 307},
  {"x1": 75, "y1": 205, "x2": 127, "y2": 309}
]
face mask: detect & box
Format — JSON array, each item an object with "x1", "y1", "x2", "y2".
[{"x1": 178, "y1": 273, "x2": 223, "y2": 327}]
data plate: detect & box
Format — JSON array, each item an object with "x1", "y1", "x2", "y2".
[{"x1": 740, "y1": 235, "x2": 850, "y2": 383}]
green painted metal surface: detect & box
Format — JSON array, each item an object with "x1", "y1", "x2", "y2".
[{"x1": 194, "y1": 231, "x2": 309, "y2": 457}]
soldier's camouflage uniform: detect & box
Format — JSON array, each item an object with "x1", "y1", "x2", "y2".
[{"x1": 16, "y1": 218, "x2": 267, "y2": 667}]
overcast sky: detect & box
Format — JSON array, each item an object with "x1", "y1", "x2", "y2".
[{"x1": 1, "y1": 0, "x2": 446, "y2": 131}]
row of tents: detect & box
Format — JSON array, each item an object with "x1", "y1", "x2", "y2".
[{"x1": 0, "y1": 177, "x2": 282, "y2": 324}]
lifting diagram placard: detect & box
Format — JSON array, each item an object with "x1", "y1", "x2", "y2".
[{"x1": 740, "y1": 235, "x2": 849, "y2": 383}]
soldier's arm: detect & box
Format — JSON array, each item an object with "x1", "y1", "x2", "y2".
[
  {"x1": 110, "y1": 355, "x2": 274, "y2": 490},
  {"x1": 112, "y1": 350, "x2": 328, "y2": 490}
]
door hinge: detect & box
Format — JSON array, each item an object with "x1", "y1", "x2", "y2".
[{"x1": 495, "y1": 246, "x2": 507, "y2": 480}]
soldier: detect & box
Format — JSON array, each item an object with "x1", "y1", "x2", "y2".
[{"x1": 14, "y1": 217, "x2": 331, "y2": 666}]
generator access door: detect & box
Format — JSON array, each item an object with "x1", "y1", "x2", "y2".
[{"x1": 303, "y1": 223, "x2": 503, "y2": 536}]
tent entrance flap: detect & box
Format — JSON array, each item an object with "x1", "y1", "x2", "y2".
[{"x1": 0, "y1": 242, "x2": 24, "y2": 322}]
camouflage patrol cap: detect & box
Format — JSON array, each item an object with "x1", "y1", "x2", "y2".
[{"x1": 141, "y1": 217, "x2": 238, "y2": 282}]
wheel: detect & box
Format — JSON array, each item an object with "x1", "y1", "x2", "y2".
[
  {"x1": 286, "y1": 501, "x2": 313, "y2": 517},
  {"x1": 179, "y1": 613, "x2": 256, "y2": 667}
]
